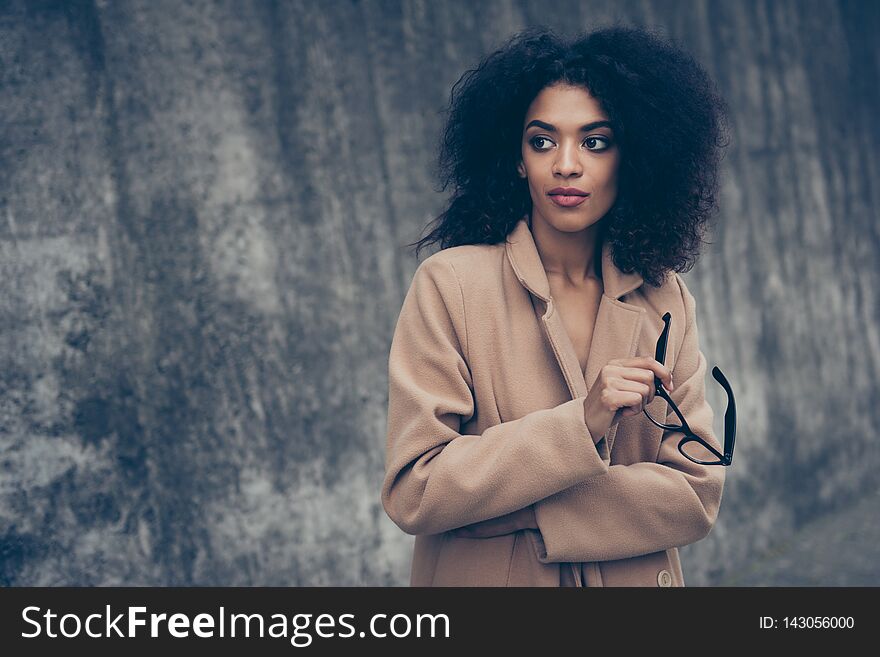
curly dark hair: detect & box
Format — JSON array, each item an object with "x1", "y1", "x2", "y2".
[{"x1": 408, "y1": 23, "x2": 731, "y2": 288}]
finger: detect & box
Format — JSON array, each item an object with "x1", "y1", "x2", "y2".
[
  {"x1": 614, "y1": 407, "x2": 638, "y2": 423},
  {"x1": 627, "y1": 357, "x2": 673, "y2": 389},
  {"x1": 613, "y1": 367, "x2": 661, "y2": 397},
  {"x1": 609, "y1": 390, "x2": 645, "y2": 414},
  {"x1": 611, "y1": 377, "x2": 654, "y2": 405}
]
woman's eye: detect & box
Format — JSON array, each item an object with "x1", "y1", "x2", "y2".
[
  {"x1": 530, "y1": 135, "x2": 611, "y2": 152},
  {"x1": 584, "y1": 136, "x2": 611, "y2": 151},
  {"x1": 530, "y1": 136, "x2": 553, "y2": 150}
]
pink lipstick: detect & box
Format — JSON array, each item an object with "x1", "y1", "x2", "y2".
[{"x1": 548, "y1": 187, "x2": 590, "y2": 208}]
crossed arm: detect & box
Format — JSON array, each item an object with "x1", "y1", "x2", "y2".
[{"x1": 381, "y1": 258, "x2": 724, "y2": 561}]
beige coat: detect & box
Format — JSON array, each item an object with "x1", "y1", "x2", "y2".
[{"x1": 381, "y1": 216, "x2": 725, "y2": 586}]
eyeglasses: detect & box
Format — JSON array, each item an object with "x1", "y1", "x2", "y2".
[{"x1": 642, "y1": 312, "x2": 736, "y2": 466}]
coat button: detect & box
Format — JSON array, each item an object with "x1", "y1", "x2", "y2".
[{"x1": 657, "y1": 569, "x2": 673, "y2": 587}]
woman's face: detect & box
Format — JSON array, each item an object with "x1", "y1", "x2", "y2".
[{"x1": 518, "y1": 83, "x2": 621, "y2": 233}]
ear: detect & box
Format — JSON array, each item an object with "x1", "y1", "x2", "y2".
[{"x1": 516, "y1": 161, "x2": 526, "y2": 178}]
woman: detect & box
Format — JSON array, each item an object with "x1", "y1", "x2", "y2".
[{"x1": 381, "y1": 25, "x2": 730, "y2": 587}]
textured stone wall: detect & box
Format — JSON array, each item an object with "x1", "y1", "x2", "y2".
[{"x1": 1, "y1": 0, "x2": 877, "y2": 586}]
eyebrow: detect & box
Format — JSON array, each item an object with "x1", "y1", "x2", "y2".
[{"x1": 525, "y1": 119, "x2": 613, "y2": 132}]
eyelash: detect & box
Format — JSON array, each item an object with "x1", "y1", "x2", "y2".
[{"x1": 529, "y1": 135, "x2": 612, "y2": 152}]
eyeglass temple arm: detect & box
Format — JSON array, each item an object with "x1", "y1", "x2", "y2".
[
  {"x1": 653, "y1": 312, "x2": 671, "y2": 393},
  {"x1": 655, "y1": 313, "x2": 671, "y2": 365},
  {"x1": 712, "y1": 366, "x2": 736, "y2": 460}
]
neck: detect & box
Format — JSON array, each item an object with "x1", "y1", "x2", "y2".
[{"x1": 529, "y1": 212, "x2": 602, "y2": 287}]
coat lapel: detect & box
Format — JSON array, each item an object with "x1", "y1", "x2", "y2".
[{"x1": 505, "y1": 216, "x2": 647, "y2": 453}]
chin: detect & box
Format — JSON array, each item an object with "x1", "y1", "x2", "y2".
[{"x1": 544, "y1": 210, "x2": 601, "y2": 233}]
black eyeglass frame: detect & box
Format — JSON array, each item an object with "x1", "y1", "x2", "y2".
[{"x1": 642, "y1": 312, "x2": 737, "y2": 466}]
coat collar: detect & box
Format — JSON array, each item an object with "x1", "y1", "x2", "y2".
[
  {"x1": 504, "y1": 215, "x2": 644, "y2": 301},
  {"x1": 505, "y1": 215, "x2": 647, "y2": 457}
]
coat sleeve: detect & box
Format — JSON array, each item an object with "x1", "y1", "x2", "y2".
[
  {"x1": 530, "y1": 275, "x2": 726, "y2": 562},
  {"x1": 381, "y1": 255, "x2": 610, "y2": 536}
]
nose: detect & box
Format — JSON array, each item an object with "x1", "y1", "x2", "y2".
[{"x1": 552, "y1": 141, "x2": 583, "y2": 177}]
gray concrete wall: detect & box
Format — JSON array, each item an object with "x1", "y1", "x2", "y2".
[{"x1": 1, "y1": 0, "x2": 877, "y2": 586}]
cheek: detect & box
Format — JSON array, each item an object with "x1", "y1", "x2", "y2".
[
  {"x1": 521, "y1": 157, "x2": 548, "y2": 192},
  {"x1": 520, "y1": 151, "x2": 539, "y2": 177},
  {"x1": 592, "y1": 159, "x2": 620, "y2": 191}
]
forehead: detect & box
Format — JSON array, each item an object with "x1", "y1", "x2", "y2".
[{"x1": 523, "y1": 84, "x2": 607, "y2": 125}]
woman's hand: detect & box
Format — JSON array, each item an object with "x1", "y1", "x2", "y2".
[
  {"x1": 450, "y1": 505, "x2": 538, "y2": 539},
  {"x1": 584, "y1": 356, "x2": 674, "y2": 441},
  {"x1": 449, "y1": 358, "x2": 672, "y2": 540}
]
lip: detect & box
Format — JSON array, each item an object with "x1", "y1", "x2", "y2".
[
  {"x1": 548, "y1": 187, "x2": 590, "y2": 208},
  {"x1": 548, "y1": 187, "x2": 589, "y2": 196},
  {"x1": 550, "y1": 195, "x2": 588, "y2": 208}
]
